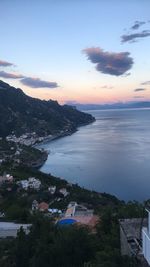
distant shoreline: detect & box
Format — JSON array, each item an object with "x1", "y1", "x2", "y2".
[
  {"x1": 35, "y1": 118, "x2": 95, "y2": 146},
  {"x1": 35, "y1": 119, "x2": 96, "y2": 168}
]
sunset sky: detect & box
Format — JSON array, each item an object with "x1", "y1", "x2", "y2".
[{"x1": 0, "y1": 0, "x2": 150, "y2": 104}]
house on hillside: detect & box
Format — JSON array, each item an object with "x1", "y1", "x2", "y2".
[
  {"x1": 17, "y1": 177, "x2": 41, "y2": 191},
  {"x1": 0, "y1": 174, "x2": 14, "y2": 185},
  {"x1": 119, "y1": 216, "x2": 150, "y2": 266},
  {"x1": 28, "y1": 177, "x2": 41, "y2": 190},
  {"x1": 59, "y1": 188, "x2": 69, "y2": 197},
  {"x1": 142, "y1": 208, "x2": 150, "y2": 265},
  {"x1": 38, "y1": 202, "x2": 49, "y2": 212},
  {"x1": 0, "y1": 222, "x2": 31, "y2": 238},
  {"x1": 32, "y1": 200, "x2": 39, "y2": 211},
  {"x1": 58, "y1": 202, "x2": 98, "y2": 229},
  {"x1": 48, "y1": 186, "x2": 56, "y2": 194},
  {"x1": 17, "y1": 180, "x2": 29, "y2": 190}
]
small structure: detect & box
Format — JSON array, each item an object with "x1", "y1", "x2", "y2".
[
  {"x1": 0, "y1": 174, "x2": 14, "y2": 185},
  {"x1": 17, "y1": 177, "x2": 41, "y2": 191},
  {"x1": 28, "y1": 177, "x2": 41, "y2": 190},
  {"x1": 65, "y1": 202, "x2": 77, "y2": 217},
  {"x1": 48, "y1": 208, "x2": 62, "y2": 214},
  {"x1": 58, "y1": 202, "x2": 98, "y2": 229},
  {"x1": 0, "y1": 222, "x2": 31, "y2": 238},
  {"x1": 5, "y1": 174, "x2": 14, "y2": 182},
  {"x1": 17, "y1": 180, "x2": 29, "y2": 190},
  {"x1": 32, "y1": 200, "x2": 39, "y2": 211},
  {"x1": 142, "y1": 208, "x2": 150, "y2": 265},
  {"x1": 59, "y1": 188, "x2": 69, "y2": 197},
  {"x1": 48, "y1": 186, "x2": 56, "y2": 194},
  {"x1": 65, "y1": 202, "x2": 93, "y2": 218},
  {"x1": 0, "y1": 212, "x2": 5, "y2": 218},
  {"x1": 38, "y1": 202, "x2": 49, "y2": 212},
  {"x1": 119, "y1": 218, "x2": 148, "y2": 257}
]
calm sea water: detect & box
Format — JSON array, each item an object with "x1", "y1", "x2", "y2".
[{"x1": 38, "y1": 109, "x2": 150, "y2": 201}]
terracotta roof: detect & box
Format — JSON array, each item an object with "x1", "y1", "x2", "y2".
[{"x1": 38, "y1": 202, "x2": 49, "y2": 211}]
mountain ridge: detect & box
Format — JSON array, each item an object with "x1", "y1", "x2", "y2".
[
  {"x1": 0, "y1": 80, "x2": 95, "y2": 137},
  {"x1": 68, "y1": 101, "x2": 150, "y2": 111}
]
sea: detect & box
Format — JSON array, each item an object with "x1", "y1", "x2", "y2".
[{"x1": 37, "y1": 108, "x2": 150, "y2": 201}]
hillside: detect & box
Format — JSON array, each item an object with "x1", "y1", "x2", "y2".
[{"x1": 0, "y1": 80, "x2": 95, "y2": 137}]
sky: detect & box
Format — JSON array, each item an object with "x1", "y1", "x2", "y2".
[{"x1": 0, "y1": 0, "x2": 150, "y2": 104}]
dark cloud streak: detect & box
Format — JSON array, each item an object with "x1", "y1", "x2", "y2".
[
  {"x1": 0, "y1": 60, "x2": 14, "y2": 67},
  {"x1": 121, "y1": 30, "x2": 150, "y2": 43},
  {"x1": 134, "y1": 88, "x2": 146, "y2": 92},
  {"x1": 0, "y1": 71, "x2": 24, "y2": 79},
  {"x1": 100, "y1": 85, "x2": 113, "y2": 89},
  {"x1": 131, "y1": 21, "x2": 145, "y2": 30},
  {"x1": 21, "y1": 77, "x2": 58, "y2": 88}
]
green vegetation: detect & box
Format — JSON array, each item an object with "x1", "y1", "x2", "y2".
[
  {"x1": 0, "y1": 163, "x2": 122, "y2": 222},
  {"x1": 0, "y1": 162, "x2": 146, "y2": 266},
  {"x1": 0, "y1": 80, "x2": 95, "y2": 137},
  {"x1": 0, "y1": 210, "x2": 139, "y2": 267},
  {"x1": 0, "y1": 139, "x2": 47, "y2": 168}
]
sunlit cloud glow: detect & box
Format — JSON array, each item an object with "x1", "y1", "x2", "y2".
[{"x1": 83, "y1": 47, "x2": 133, "y2": 76}]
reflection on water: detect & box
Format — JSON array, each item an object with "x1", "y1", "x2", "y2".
[{"x1": 38, "y1": 109, "x2": 150, "y2": 201}]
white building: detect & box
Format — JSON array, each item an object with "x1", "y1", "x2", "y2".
[
  {"x1": 0, "y1": 222, "x2": 31, "y2": 238},
  {"x1": 18, "y1": 180, "x2": 29, "y2": 190},
  {"x1": 65, "y1": 202, "x2": 77, "y2": 217},
  {"x1": 18, "y1": 177, "x2": 41, "y2": 190},
  {"x1": 142, "y1": 208, "x2": 150, "y2": 265},
  {"x1": 59, "y1": 188, "x2": 69, "y2": 197},
  {"x1": 28, "y1": 177, "x2": 41, "y2": 190},
  {"x1": 32, "y1": 200, "x2": 39, "y2": 211},
  {"x1": 0, "y1": 174, "x2": 14, "y2": 184},
  {"x1": 48, "y1": 208, "x2": 62, "y2": 214},
  {"x1": 48, "y1": 186, "x2": 56, "y2": 194}
]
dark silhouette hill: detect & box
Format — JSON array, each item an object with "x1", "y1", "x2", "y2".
[{"x1": 0, "y1": 80, "x2": 95, "y2": 137}]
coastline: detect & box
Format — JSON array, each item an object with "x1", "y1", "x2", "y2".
[
  {"x1": 35, "y1": 117, "x2": 95, "y2": 147},
  {"x1": 34, "y1": 118, "x2": 96, "y2": 169}
]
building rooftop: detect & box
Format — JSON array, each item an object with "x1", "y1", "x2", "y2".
[
  {"x1": 119, "y1": 218, "x2": 148, "y2": 256},
  {"x1": 38, "y1": 202, "x2": 49, "y2": 211},
  {"x1": 119, "y1": 218, "x2": 148, "y2": 239},
  {"x1": 0, "y1": 222, "x2": 31, "y2": 238}
]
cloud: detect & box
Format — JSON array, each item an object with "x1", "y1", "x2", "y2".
[
  {"x1": 133, "y1": 96, "x2": 144, "y2": 99},
  {"x1": 134, "y1": 88, "x2": 146, "y2": 92},
  {"x1": 141, "y1": 81, "x2": 150, "y2": 85},
  {"x1": 121, "y1": 30, "x2": 150, "y2": 43},
  {"x1": 0, "y1": 60, "x2": 14, "y2": 67},
  {"x1": 131, "y1": 21, "x2": 145, "y2": 30},
  {"x1": 83, "y1": 47, "x2": 133, "y2": 76},
  {"x1": 100, "y1": 85, "x2": 113, "y2": 89},
  {"x1": 0, "y1": 71, "x2": 24, "y2": 79},
  {"x1": 123, "y1": 72, "x2": 131, "y2": 77},
  {"x1": 21, "y1": 77, "x2": 58, "y2": 88}
]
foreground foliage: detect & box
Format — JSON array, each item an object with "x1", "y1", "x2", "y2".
[{"x1": 0, "y1": 210, "x2": 137, "y2": 267}]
